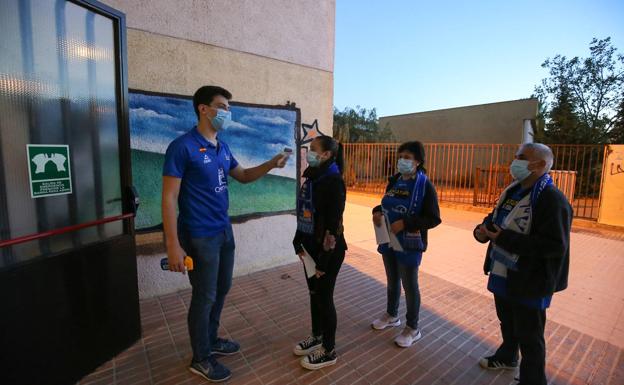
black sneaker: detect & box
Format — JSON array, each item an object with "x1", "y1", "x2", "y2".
[
  {"x1": 189, "y1": 355, "x2": 232, "y2": 383},
  {"x1": 293, "y1": 335, "x2": 322, "y2": 356},
  {"x1": 300, "y1": 348, "x2": 337, "y2": 370},
  {"x1": 212, "y1": 337, "x2": 240, "y2": 356},
  {"x1": 478, "y1": 355, "x2": 518, "y2": 370}
]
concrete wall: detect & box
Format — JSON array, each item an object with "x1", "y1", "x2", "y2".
[
  {"x1": 99, "y1": 0, "x2": 335, "y2": 298},
  {"x1": 380, "y1": 98, "x2": 538, "y2": 144},
  {"x1": 135, "y1": 215, "x2": 297, "y2": 298},
  {"x1": 102, "y1": 0, "x2": 334, "y2": 72}
]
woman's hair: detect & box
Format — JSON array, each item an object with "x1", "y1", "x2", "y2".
[
  {"x1": 397, "y1": 141, "x2": 426, "y2": 173},
  {"x1": 315, "y1": 135, "x2": 344, "y2": 174}
]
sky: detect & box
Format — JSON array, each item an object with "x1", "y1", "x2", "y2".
[
  {"x1": 128, "y1": 92, "x2": 297, "y2": 178},
  {"x1": 334, "y1": 0, "x2": 624, "y2": 117}
]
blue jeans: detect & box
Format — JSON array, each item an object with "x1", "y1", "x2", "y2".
[
  {"x1": 180, "y1": 226, "x2": 235, "y2": 363},
  {"x1": 382, "y1": 250, "x2": 420, "y2": 329}
]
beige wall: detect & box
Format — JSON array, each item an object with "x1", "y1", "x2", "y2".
[
  {"x1": 125, "y1": 29, "x2": 334, "y2": 133},
  {"x1": 102, "y1": 0, "x2": 335, "y2": 72},
  {"x1": 598, "y1": 145, "x2": 624, "y2": 227},
  {"x1": 380, "y1": 99, "x2": 538, "y2": 144}
]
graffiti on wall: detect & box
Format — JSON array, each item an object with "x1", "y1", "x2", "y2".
[{"x1": 598, "y1": 145, "x2": 624, "y2": 226}]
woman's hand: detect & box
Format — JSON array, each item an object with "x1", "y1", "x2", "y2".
[
  {"x1": 372, "y1": 211, "x2": 383, "y2": 227},
  {"x1": 390, "y1": 220, "x2": 405, "y2": 234},
  {"x1": 297, "y1": 251, "x2": 305, "y2": 263}
]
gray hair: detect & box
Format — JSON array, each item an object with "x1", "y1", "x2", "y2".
[{"x1": 521, "y1": 143, "x2": 554, "y2": 172}]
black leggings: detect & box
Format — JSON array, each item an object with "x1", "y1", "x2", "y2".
[{"x1": 306, "y1": 250, "x2": 345, "y2": 352}]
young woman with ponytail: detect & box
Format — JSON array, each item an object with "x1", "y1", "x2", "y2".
[{"x1": 292, "y1": 136, "x2": 347, "y2": 370}]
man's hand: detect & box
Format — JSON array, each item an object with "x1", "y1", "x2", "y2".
[
  {"x1": 323, "y1": 230, "x2": 336, "y2": 251},
  {"x1": 390, "y1": 220, "x2": 405, "y2": 234},
  {"x1": 372, "y1": 211, "x2": 383, "y2": 227},
  {"x1": 315, "y1": 269, "x2": 326, "y2": 278},
  {"x1": 272, "y1": 153, "x2": 288, "y2": 169},
  {"x1": 475, "y1": 225, "x2": 490, "y2": 242},
  {"x1": 483, "y1": 224, "x2": 503, "y2": 241},
  {"x1": 167, "y1": 243, "x2": 187, "y2": 274},
  {"x1": 297, "y1": 251, "x2": 305, "y2": 263}
]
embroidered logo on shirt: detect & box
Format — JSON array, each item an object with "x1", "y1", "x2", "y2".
[
  {"x1": 215, "y1": 167, "x2": 228, "y2": 193},
  {"x1": 204, "y1": 154, "x2": 211, "y2": 164}
]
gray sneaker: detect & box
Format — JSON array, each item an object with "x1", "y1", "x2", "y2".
[
  {"x1": 189, "y1": 356, "x2": 231, "y2": 383},
  {"x1": 371, "y1": 313, "x2": 401, "y2": 330},
  {"x1": 394, "y1": 326, "x2": 422, "y2": 347}
]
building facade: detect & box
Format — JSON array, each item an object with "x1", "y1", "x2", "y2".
[{"x1": 380, "y1": 98, "x2": 538, "y2": 144}]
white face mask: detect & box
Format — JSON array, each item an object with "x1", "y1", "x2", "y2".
[
  {"x1": 510, "y1": 159, "x2": 531, "y2": 181},
  {"x1": 306, "y1": 151, "x2": 321, "y2": 167},
  {"x1": 397, "y1": 158, "x2": 416, "y2": 175}
]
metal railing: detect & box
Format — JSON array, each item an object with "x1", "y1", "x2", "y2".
[{"x1": 343, "y1": 143, "x2": 606, "y2": 220}]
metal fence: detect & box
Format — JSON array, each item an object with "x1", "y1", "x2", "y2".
[{"x1": 343, "y1": 143, "x2": 606, "y2": 220}]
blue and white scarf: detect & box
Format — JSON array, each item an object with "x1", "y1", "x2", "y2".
[
  {"x1": 489, "y1": 173, "x2": 553, "y2": 273},
  {"x1": 379, "y1": 171, "x2": 428, "y2": 266},
  {"x1": 296, "y1": 162, "x2": 341, "y2": 234}
]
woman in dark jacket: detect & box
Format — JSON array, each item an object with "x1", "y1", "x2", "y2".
[
  {"x1": 292, "y1": 136, "x2": 347, "y2": 370},
  {"x1": 371, "y1": 141, "x2": 441, "y2": 347}
]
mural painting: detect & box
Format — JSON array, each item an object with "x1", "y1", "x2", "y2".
[{"x1": 129, "y1": 90, "x2": 299, "y2": 230}]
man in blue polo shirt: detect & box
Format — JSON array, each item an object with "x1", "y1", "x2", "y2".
[{"x1": 162, "y1": 86, "x2": 287, "y2": 382}]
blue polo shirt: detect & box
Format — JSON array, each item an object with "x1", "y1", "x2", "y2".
[{"x1": 163, "y1": 127, "x2": 239, "y2": 237}]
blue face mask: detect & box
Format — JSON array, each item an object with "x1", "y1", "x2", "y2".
[
  {"x1": 307, "y1": 151, "x2": 321, "y2": 167},
  {"x1": 211, "y1": 109, "x2": 232, "y2": 131},
  {"x1": 397, "y1": 158, "x2": 416, "y2": 175},
  {"x1": 510, "y1": 159, "x2": 532, "y2": 181}
]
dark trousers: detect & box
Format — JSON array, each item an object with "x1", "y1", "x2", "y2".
[
  {"x1": 306, "y1": 250, "x2": 345, "y2": 352},
  {"x1": 382, "y1": 251, "x2": 421, "y2": 329},
  {"x1": 494, "y1": 295, "x2": 547, "y2": 385},
  {"x1": 180, "y1": 227, "x2": 235, "y2": 363}
]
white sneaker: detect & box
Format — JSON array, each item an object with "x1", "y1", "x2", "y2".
[
  {"x1": 371, "y1": 313, "x2": 401, "y2": 330},
  {"x1": 394, "y1": 326, "x2": 422, "y2": 347}
]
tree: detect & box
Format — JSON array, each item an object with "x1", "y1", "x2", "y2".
[
  {"x1": 610, "y1": 96, "x2": 624, "y2": 143},
  {"x1": 333, "y1": 106, "x2": 395, "y2": 143},
  {"x1": 536, "y1": 84, "x2": 583, "y2": 143},
  {"x1": 534, "y1": 37, "x2": 624, "y2": 144}
]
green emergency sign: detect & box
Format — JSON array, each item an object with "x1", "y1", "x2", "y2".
[{"x1": 27, "y1": 144, "x2": 73, "y2": 198}]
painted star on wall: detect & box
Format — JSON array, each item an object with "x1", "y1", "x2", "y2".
[{"x1": 300, "y1": 119, "x2": 327, "y2": 144}]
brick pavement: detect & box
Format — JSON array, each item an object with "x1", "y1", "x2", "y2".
[
  {"x1": 79, "y1": 191, "x2": 624, "y2": 385},
  {"x1": 80, "y1": 244, "x2": 624, "y2": 385},
  {"x1": 343, "y1": 192, "x2": 624, "y2": 349}
]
